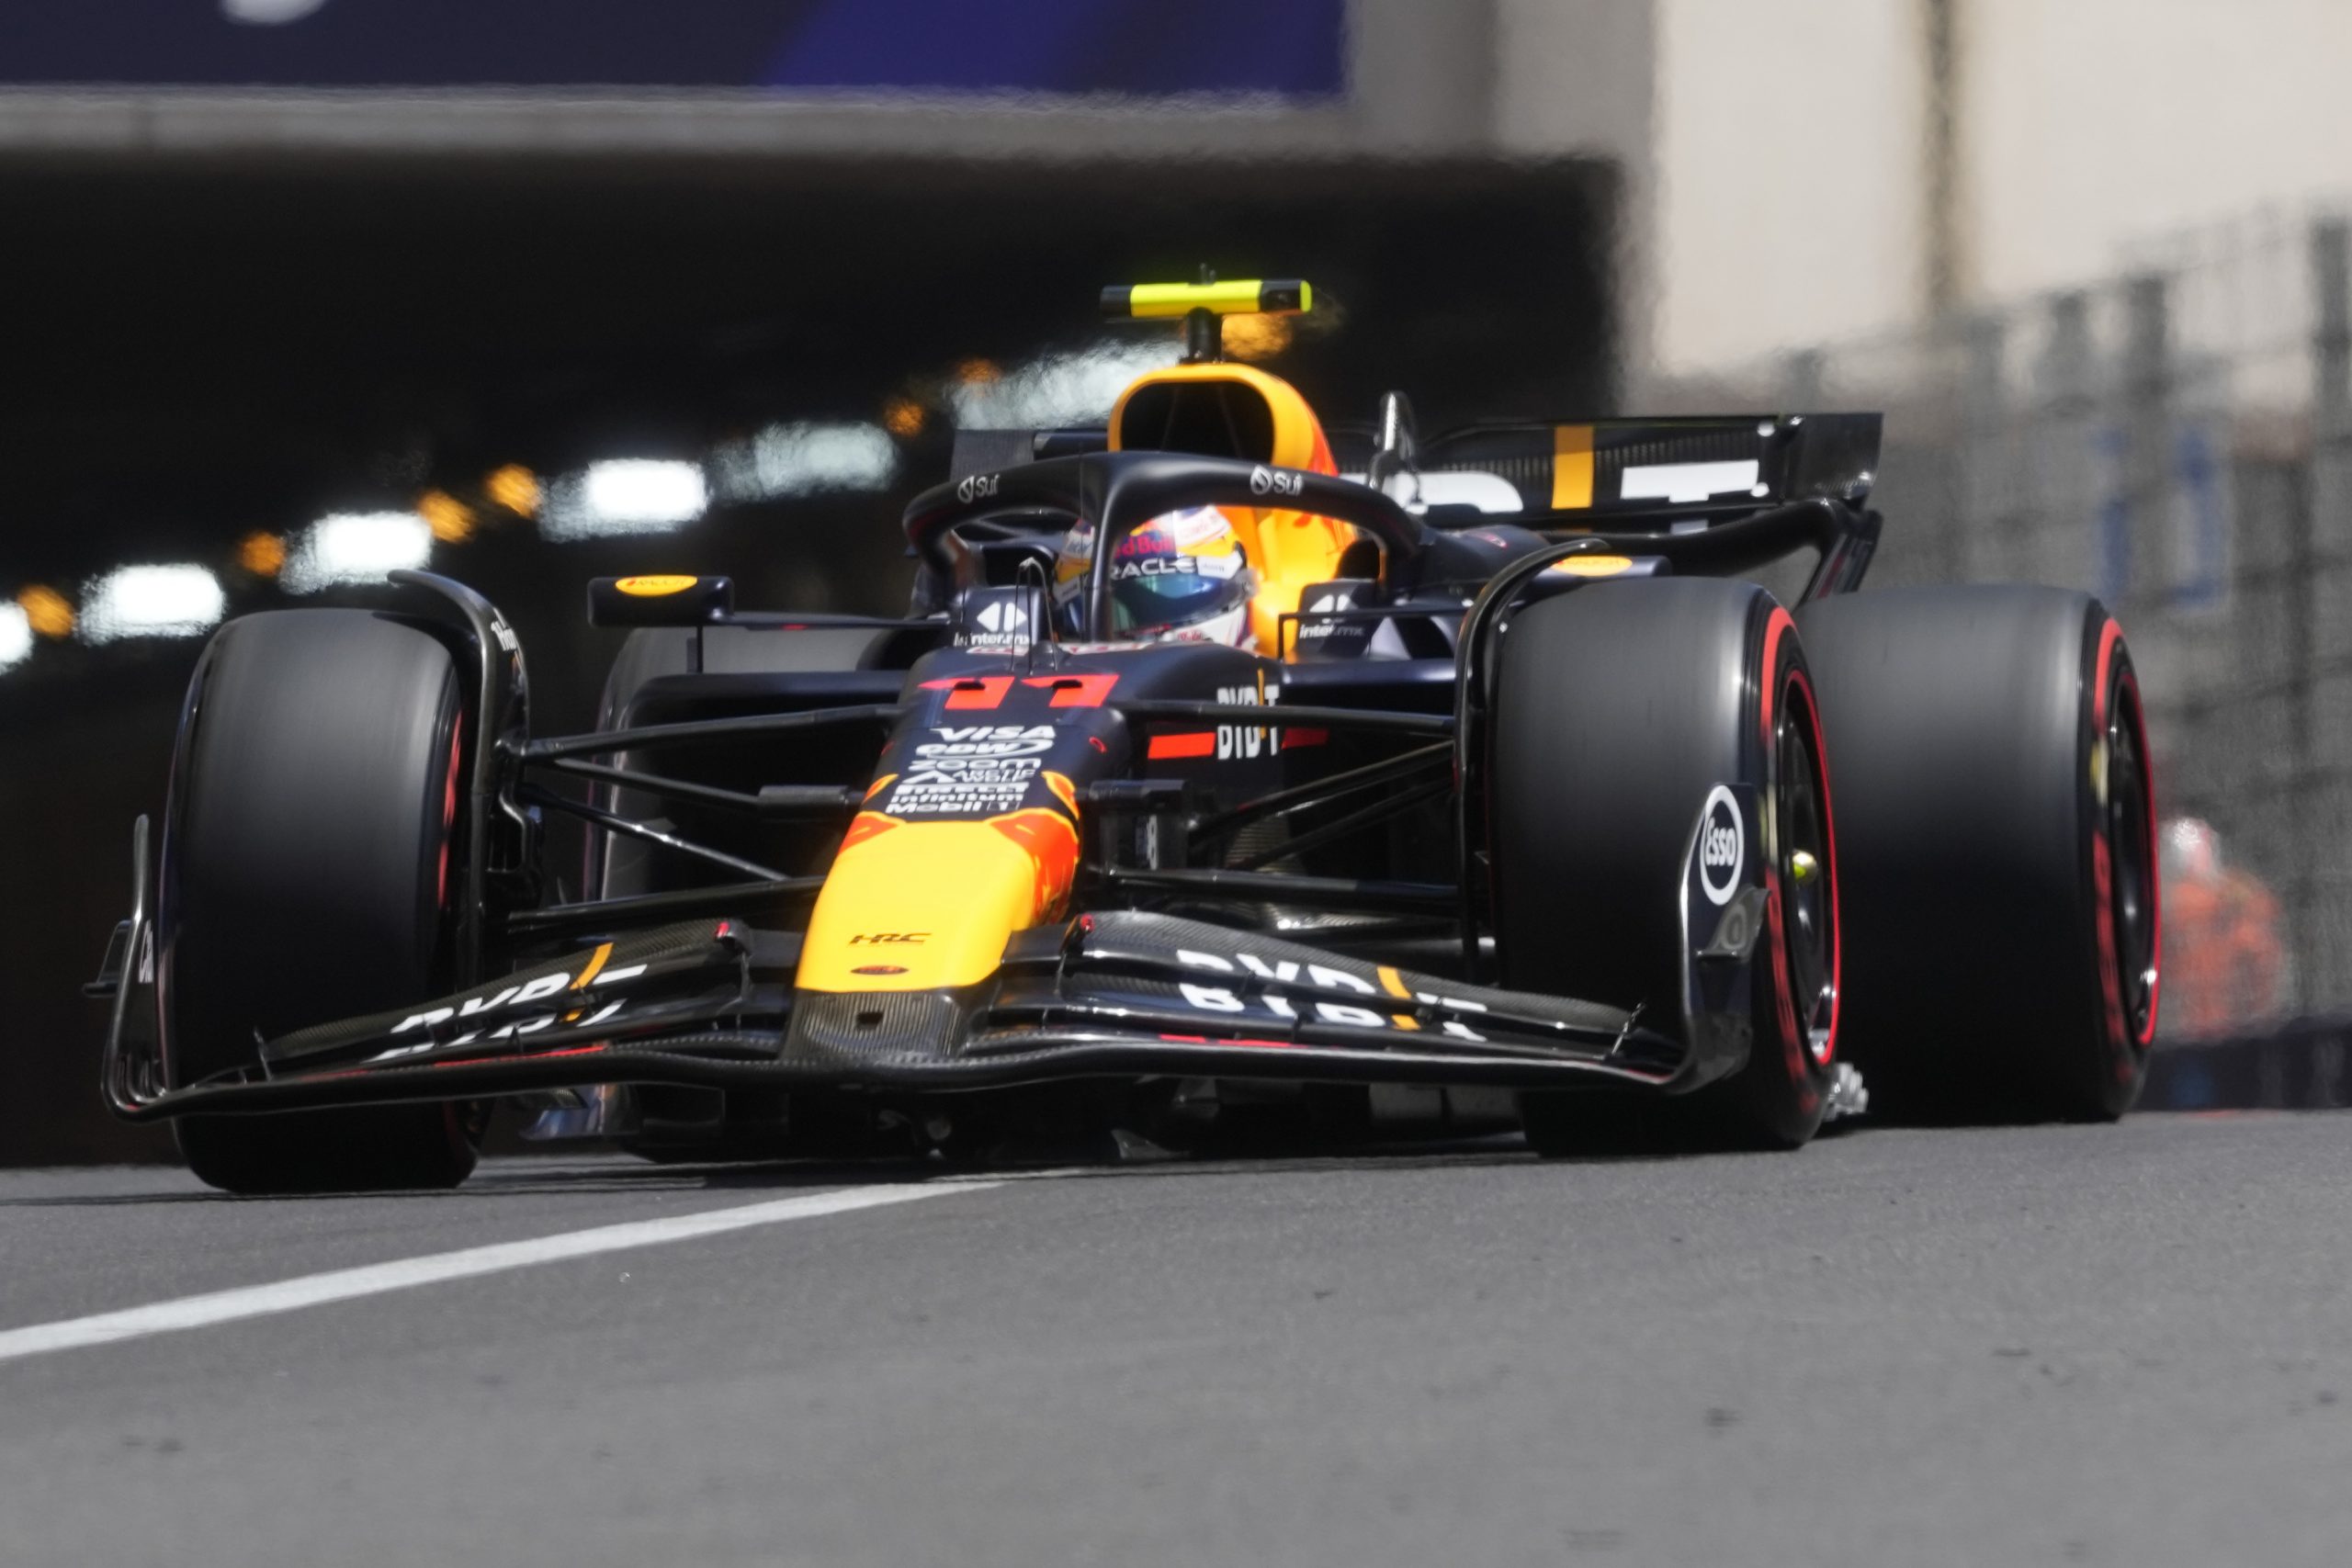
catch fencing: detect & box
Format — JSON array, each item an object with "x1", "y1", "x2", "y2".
[{"x1": 1647, "y1": 211, "x2": 2352, "y2": 1037}]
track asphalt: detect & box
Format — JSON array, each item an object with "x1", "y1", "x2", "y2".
[{"x1": 2, "y1": 1111, "x2": 2348, "y2": 1567}]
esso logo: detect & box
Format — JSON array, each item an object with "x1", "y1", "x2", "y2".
[
  {"x1": 1250, "y1": 465, "x2": 1305, "y2": 499},
  {"x1": 956, "y1": 472, "x2": 1001, "y2": 504},
  {"x1": 1698, "y1": 784, "x2": 1744, "y2": 907}
]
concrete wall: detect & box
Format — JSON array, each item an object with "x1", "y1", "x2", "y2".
[
  {"x1": 1964, "y1": 0, "x2": 2352, "y2": 298},
  {"x1": 1651, "y1": 0, "x2": 1920, "y2": 373},
  {"x1": 1648, "y1": 0, "x2": 2352, "y2": 373}
]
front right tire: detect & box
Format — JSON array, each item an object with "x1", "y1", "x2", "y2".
[{"x1": 163, "y1": 610, "x2": 480, "y2": 1193}]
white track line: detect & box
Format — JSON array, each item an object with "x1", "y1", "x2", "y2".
[{"x1": 0, "y1": 1180, "x2": 995, "y2": 1367}]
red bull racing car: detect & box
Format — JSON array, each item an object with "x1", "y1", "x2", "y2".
[{"x1": 89, "y1": 278, "x2": 2162, "y2": 1191}]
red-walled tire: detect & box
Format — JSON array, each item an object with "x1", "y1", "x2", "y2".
[
  {"x1": 162, "y1": 610, "x2": 480, "y2": 1193},
  {"x1": 1491, "y1": 579, "x2": 1841, "y2": 1153},
  {"x1": 1795, "y1": 586, "x2": 2158, "y2": 1122}
]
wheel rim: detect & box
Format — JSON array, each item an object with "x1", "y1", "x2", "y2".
[
  {"x1": 1775, "y1": 675, "x2": 1838, "y2": 1064},
  {"x1": 2106, "y1": 672, "x2": 2158, "y2": 1045}
]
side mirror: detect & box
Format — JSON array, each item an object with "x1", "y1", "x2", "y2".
[{"x1": 585, "y1": 575, "x2": 735, "y2": 627}]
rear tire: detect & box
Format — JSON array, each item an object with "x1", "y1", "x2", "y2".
[
  {"x1": 1796, "y1": 586, "x2": 2157, "y2": 1122},
  {"x1": 1490, "y1": 580, "x2": 1840, "y2": 1155},
  {"x1": 163, "y1": 611, "x2": 479, "y2": 1194}
]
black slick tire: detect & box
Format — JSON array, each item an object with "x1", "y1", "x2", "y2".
[
  {"x1": 162, "y1": 610, "x2": 480, "y2": 1194},
  {"x1": 1489, "y1": 579, "x2": 1841, "y2": 1155},
  {"x1": 1794, "y1": 585, "x2": 2158, "y2": 1122}
]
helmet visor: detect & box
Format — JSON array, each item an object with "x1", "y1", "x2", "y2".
[{"x1": 1055, "y1": 510, "x2": 1255, "y2": 637}]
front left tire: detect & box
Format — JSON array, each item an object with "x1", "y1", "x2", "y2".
[{"x1": 1487, "y1": 578, "x2": 1841, "y2": 1154}]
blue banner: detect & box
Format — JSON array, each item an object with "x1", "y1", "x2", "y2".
[{"x1": 0, "y1": 0, "x2": 1346, "y2": 96}]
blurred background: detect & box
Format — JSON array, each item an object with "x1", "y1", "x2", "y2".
[{"x1": 2, "y1": 0, "x2": 2345, "y2": 1163}]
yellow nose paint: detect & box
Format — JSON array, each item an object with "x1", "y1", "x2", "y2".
[{"x1": 797, "y1": 812, "x2": 1078, "y2": 992}]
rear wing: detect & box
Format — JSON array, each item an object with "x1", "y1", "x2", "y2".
[
  {"x1": 948, "y1": 425, "x2": 1110, "y2": 482},
  {"x1": 1361, "y1": 413, "x2": 1883, "y2": 525},
  {"x1": 952, "y1": 414, "x2": 1883, "y2": 528}
]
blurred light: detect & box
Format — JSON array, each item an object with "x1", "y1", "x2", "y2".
[
  {"x1": 418, "y1": 489, "x2": 477, "y2": 544},
  {"x1": 950, "y1": 339, "x2": 1182, "y2": 429},
  {"x1": 282, "y1": 512, "x2": 435, "y2": 593},
  {"x1": 79, "y1": 566, "x2": 226, "y2": 644},
  {"x1": 0, "y1": 604, "x2": 30, "y2": 671},
  {"x1": 239, "y1": 532, "x2": 287, "y2": 578},
  {"x1": 540, "y1": 460, "x2": 709, "y2": 541},
  {"x1": 882, "y1": 398, "x2": 927, "y2": 438},
  {"x1": 16, "y1": 585, "x2": 74, "y2": 640},
  {"x1": 710, "y1": 423, "x2": 899, "y2": 504},
  {"x1": 956, "y1": 358, "x2": 1003, "y2": 387},
  {"x1": 222, "y1": 0, "x2": 330, "y2": 21},
  {"x1": 485, "y1": 465, "x2": 541, "y2": 518},
  {"x1": 1222, "y1": 313, "x2": 1294, "y2": 361}
]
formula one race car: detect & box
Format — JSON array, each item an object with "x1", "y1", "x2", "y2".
[{"x1": 89, "y1": 278, "x2": 2161, "y2": 1191}]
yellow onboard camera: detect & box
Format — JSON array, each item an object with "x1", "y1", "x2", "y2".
[{"x1": 1100, "y1": 274, "x2": 1313, "y2": 363}]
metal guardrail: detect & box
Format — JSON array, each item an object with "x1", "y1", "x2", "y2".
[{"x1": 2143, "y1": 1024, "x2": 2352, "y2": 1112}]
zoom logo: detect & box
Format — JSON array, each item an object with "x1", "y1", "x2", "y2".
[{"x1": 1698, "y1": 784, "x2": 1744, "y2": 907}]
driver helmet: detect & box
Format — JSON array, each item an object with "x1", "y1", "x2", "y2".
[{"x1": 1051, "y1": 506, "x2": 1259, "y2": 646}]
